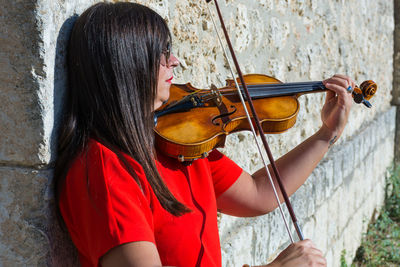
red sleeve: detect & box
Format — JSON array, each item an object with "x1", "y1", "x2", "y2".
[
  {"x1": 59, "y1": 141, "x2": 155, "y2": 267},
  {"x1": 207, "y1": 149, "x2": 243, "y2": 198}
]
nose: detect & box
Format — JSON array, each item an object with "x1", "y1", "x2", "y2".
[{"x1": 169, "y1": 53, "x2": 180, "y2": 68}]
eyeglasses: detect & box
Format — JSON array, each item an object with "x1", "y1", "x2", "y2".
[{"x1": 160, "y1": 43, "x2": 173, "y2": 67}]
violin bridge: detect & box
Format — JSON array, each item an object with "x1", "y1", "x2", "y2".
[{"x1": 210, "y1": 84, "x2": 223, "y2": 106}]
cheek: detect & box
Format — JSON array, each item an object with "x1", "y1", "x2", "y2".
[
  {"x1": 158, "y1": 66, "x2": 168, "y2": 81},
  {"x1": 154, "y1": 83, "x2": 170, "y2": 110},
  {"x1": 157, "y1": 67, "x2": 170, "y2": 99}
]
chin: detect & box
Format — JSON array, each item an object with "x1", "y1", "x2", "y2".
[
  {"x1": 155, "y1": 85, "x2": 170, "y2": 108},
  {"x1": 154, "y1": 97, "x2": 169, "y2": 110},
  {"x1": 160, "y1": 92, "x2": 170, "y2": 104}
]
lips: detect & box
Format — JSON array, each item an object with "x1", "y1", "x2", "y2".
[{"x1": 166, "y1": 76, "x2": 173, "y2": 83}]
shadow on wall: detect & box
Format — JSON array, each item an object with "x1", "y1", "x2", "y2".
[{"x1": 48, "y1": 15, "x2": 81, "y2": 267}]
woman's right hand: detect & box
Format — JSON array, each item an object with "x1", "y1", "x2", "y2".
[{"x1": 267, "y1": 239, "x2": 327, "y2": 267}]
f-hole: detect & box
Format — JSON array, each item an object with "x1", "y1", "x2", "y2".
[{"x1": 212, "y1": 105, "x2": 237, "y2": 126}]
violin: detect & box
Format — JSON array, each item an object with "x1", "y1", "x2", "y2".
[{"x1": 154, "y1": 74, "x2": 377, "y2": 162}]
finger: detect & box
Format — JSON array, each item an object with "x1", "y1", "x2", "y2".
[
  {"x1": 307, "y1": 247, "x2": 325, "y2": 257},
  {"x1": 296, "y1": 244, "x2": 327, "y2": 266},
  {"x1": 325, "y1": 86, "x2": 351, "y2": 107},
  {"x1": 334, "y1": 74, "x2": 357, "y2": 94},
  {"x1": 302, "y1": 247, "x2": 326, "y2": 266},
  {"x1": 332, "y1": 73, "x2": 350, "y2": 80},
  {"x1": 333, "y1": 83, "x2": 354, "y2": 104},
  {"x1": 323, "y1": 74, "x2": 349, "y2": 83},
  {"x1": 324, "y1": 75, "x2": 350, "y2": 90},
  {"x1": 296, "y1": 239, "x2": 316, "y2": 248},
  {"x1": 332, "y1": 74, "x2": 353, "y2": 86},
  {"x1": 324, "y1": 89, "x2": 336, "y2": 104},
  {"x1": 337, "y1": 75, "x2": 356, "y2": 94},
  {"x1": 324, "y1": 74, "x2": 356, "y2": 94},
  {"x1": 324, "y1": 82, "x2": 350, "y2": 100},
  {"x1": 308, "y1": 250, "x2": 327, "y2": 266},
  {"x1": 278, "y1": 242, "x2": 327, "y2": 267}
]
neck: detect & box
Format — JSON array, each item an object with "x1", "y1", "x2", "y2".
[{"x1": 242, "y1": 81, "x2": 326, "y2": 99}]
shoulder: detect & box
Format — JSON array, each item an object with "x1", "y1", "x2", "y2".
[
  {"x1": 86, "y1": 139, "x2": 140, "y2": 169},
  {"x1": 64, "y1": 139, "x2": 150, "y2": 197},
  {"x1": 60, "y1": 139, "x2": 154, "y2": 224},
  {"x1": 79, "y1": 139, "x2": 146, "y2": 178},
  {"x1": 207, "y1": 149, "x2": 240, "y2": 170},
  {"x1": 205, "y1": 149, "x2": 243, "y2": 198}
]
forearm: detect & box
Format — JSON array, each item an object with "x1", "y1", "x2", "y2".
[{"x1": 252, "y1": 125, "x2": 336, "y2": 211}]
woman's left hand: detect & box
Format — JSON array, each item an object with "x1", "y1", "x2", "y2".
[{"x1": 320, "y1": 74, "x2": 355, "y2": 143}]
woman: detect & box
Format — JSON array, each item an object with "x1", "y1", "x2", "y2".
[{"x1": 55, "y1": 2, "x2": 355, "y2": 267}]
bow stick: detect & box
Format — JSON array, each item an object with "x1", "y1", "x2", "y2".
[{"x1": 205, "y1": 0, "x2": 304, "y2": 242}]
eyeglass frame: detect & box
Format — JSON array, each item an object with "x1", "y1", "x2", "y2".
[{"x1": 160, "y1": 42, "x2": 172, "y2": 67}]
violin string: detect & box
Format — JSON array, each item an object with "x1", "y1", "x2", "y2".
[
  {"x1": 220, "y1": 83, "x2": 324, "y2": 92},
  {"x1": 217, "y1": 88, "x2": 324, "y2": 100},
  {"x1": 207, "y1": 3, "x2": 295, "y2": 243},
  {"x1": 237, "y1": 81, "x2": 324, "y2": 89},
  {"x1": 246, "y1": 83, "x2": 325, "y2": 96},
  {"x1": 197, "y1": 82, "x2": 325, "y2": 100},
  {"x1": 198, "y1": 92, "x2": 221, "y2": 103},
  {"x1": 218, "y1": 82, "x2": 325, "y2": 98},
  {"x1": 246, "y1": 82, "x2": 325, "y2": 91}
]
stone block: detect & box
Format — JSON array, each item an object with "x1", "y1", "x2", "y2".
[
  {"x1": 290, "y1": 183, "x2": 309, "y2": 221},
  {"x1": 312, "y1": 203, "x2": 329, "y2": 250},
  {"x1": 0, "y1": 1, "x2": 46, "y2": 166},
  {"x1": 221, "y1": 223, "x2": 254, "y2": 267},
  {"x1": 336, "y1": 187, "x2": 352, "y2": 234},
  {"x1": 358, "y1": 127, "x2": 368, "y2": 163},
  {"x1": 323, "y1": 160, "x2": 334, "y2": 199},
  {"x1": 301, "y1": 217, "x2": 315, "y2": 242},
  {"x1": 219, "y1": 214, "x2": 241, "y2": 241},
  {"x1": 332, "y1": 150, "x2": 344, "y2": 190},
  {"x1": 364, "y1": 121, "x2": 376, "y2": 154},
  {"x1": 353, "y1": 133, "x2": 362, "y2": 168},
  {"x1": 342, "y1": 141, "x2": 355, "y2": 179},
  {"x1": 351, "y1": 167, "x2": 364, "y2": 210},
  {"x1": 0, "y1": 167, "x2": 78, "y2": 266},
  {"x1": 342, "y1": 208, "x2": 364, "y2": 264},
  {"x1": 327, "y1": 191, "x2": 339, "y2": 242},
  {"x1": 265, "y1": 209, "x2": 293, "y2": 256},
  {"x1": 305, "y1": 179, "x2": 316, "y2": 218},
  {"x1": 252, "y1": 216, "x2": 272, "y2": 265},
  {"x1": 312, "y1": 165, "x2": 327, "y2": 207},
  {"x1": 325, "y1": 248, "x2": 334, "y2": 267},
  {"x1": 305, "y1": 216, "x2": 326, "y2": 255},
  {"x1": 330, "y1": 241, "x2": 345, "y2": 267}
]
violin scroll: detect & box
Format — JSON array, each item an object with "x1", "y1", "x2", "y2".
[
  {"x1": 352, "y1": 80, "x2": 377, "y2": 108},
  {"x1": 359, "y1": 80, "x2": 377, "y2": 100}
]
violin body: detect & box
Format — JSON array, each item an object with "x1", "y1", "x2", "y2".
[
  {"x1": 155, "y1": 74, "x2": 302, "y2": 161},
  {"x1": 154, "y1": 74, "x2": 376, "y2": 161}
]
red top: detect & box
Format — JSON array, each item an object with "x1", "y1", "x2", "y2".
[{"x1": 59, "y1": 139, "x2": 242, "y2": 267}]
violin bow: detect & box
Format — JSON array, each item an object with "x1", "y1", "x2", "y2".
[{"x1": 205, "y1": 0, "x2": 303, "y2": 243}]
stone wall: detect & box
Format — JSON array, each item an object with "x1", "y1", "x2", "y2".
[{"x1": 0, "y1": 0, "x2": 395, "y2": 266}]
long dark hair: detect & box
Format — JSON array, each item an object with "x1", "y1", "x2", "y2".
[{"x1": 54, "y1": 2, "x2": 188, "y2": 217}]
